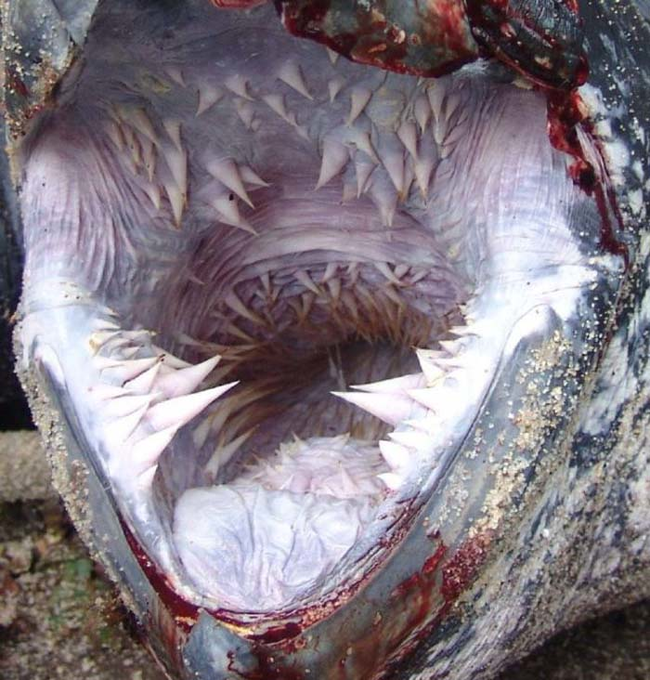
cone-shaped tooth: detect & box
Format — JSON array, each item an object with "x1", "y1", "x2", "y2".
[
  {"x1": 154, "y1": 355, "x2": 221, "y2": 399},
  {"x1": 130, "y1": 424, "x2": 181, "y2": 475},
  {"x1": 105, "y1": 120, "x2": 124, "y2": 151},
  {"x1": 403, "y1": 414, "x2": 436, "y2": 435},
  {"x1": 106, "y1": 400, "x2": 152, "y2": 446},
  {"x1": 225, "y1": 74, "x2": 253, "y2": 100},
  {"x1": 97, "y1": 356, "x2": 161, "y2": 383},
  {"x1": 414, "y1": 96, "x2": 431, "y2": 133},
  {"x1": 104, "y1": 393, "x2": 156, "y2": 420},
  {"x1": 224, "y1": 291, "x2": 266, "y2": 326},
  {"x1": 328, "y1": 76, "x2": 346, "y2": 103},
  {"x1": 397, "y1": 121, "x2": 418, "y2": 160},
  {"x1": 262, "y1": 93, "x2": 288, "y2": 119},
  {"x1": 259, "y1": 271, "x2": 272, "y2": 294},
  {"x1": 345, "y1": 126, "x2": 379, "y2": 163},
  {"x1": 239, "y1": 165, "x2": 270, "y2": 187},
  {"x1": 211, "y1": 194, "x2": 257, "y2": 234},
  {"x1": 165, "y1": 66, "x2": 185, "y2": 87},
  {"x1": 355, "y1": 156, "x2": 375, "y2": 196},
  {"x1": 152, "y1": 348, "x2": 191, "y2": 369},
  {"x1": 352, "y1": 373, "x2": 425, "y2": 395},
  {"x1": 91, "y1": 316, "x2": 120, "y2": 332},
  {"x1": 416, "y1": 349, "x2": 446, "y2": 384},
  {"x1": 90, "y1": 327, "x2": 139, "y2": 349},
  {"x1": 378, "y1": 472, "x2": 403, "y2": 490},
  {"x1": 374, "y1": 261, "x2": 402, "y2": 285},
  {"x1": 278, "y1": 61, "x2": 313, "y2": 100},
  {"x1": 341, "y1": 291, "x2": 359, "y2": 322},
  {"x1": 408, "y1": 387, "x2": 449, "y2": 413},
  {"x1": 336, "y1": 467, "x2": 360, "y2": 496},
  {"x1": 427, "y1": 82, "x2": 445, "y2": 121},
  {"x1": 394, "y1": 263, "x2": 409, "y2": 278},
  {"x1": 414, "y1": 132, "x2": 438, "y2": 199},
  {"x1": 129, "y1": 108, "x2": 158, "y2": 146},
  {"x1": 295, "y1": 270, "x2": 322, "y2": 296},
  {"x1": 343, "y1": 180, "x2": 356, "y2": 205},
  {"x1": 439, "y1": 339, "x2": 460, "y2": 355},
  {"x1": 260, "y1": 95, "x2": 306, "y2": 138},
  {"x1": 89, "y1": 384, "x2": 130, "y2": 401},
  {"x1": 146, "y1": 382, "x2": 238, "y2": 432},
  {"x1": 205, "y1": 157, "x2": 254, "y2": 208},
  {"x1": 327, "y1": 277, "x2": 341, "y2": 302},
  {"x1": 378, "y1": 133, "x2": 406, "y2": 195},
  {"x1": 205, "y1": 428, "x2": 254, "y2": 478},
  {"x1": 326, "y1": 46, "x2": 340, "y2": 65},
  {"x1": 192, "y1": 416, "x2": 213, "y2": 450},
  {"x1": 163, "y1": 177, "x2": 185, "y2": 227},
  {"x1": 388, "y1": 430, "x2": 428, "y2": 449},
  {"x1": 196, "y1": 84, "x2": 223, "y2": 116},
  {"x1": 144, "y1": 183, "x2": 161, "y2": 210},
  {"x1": 332, "y1": 391, "x2": 417, "y2": 426},
  {"x1": 136, "y1": 464, "x2": 158, "y2": 490},
  {"x1": 123, "y1": 360, "x2": 163, "y2": 394},
  {"x1": 322, "y1": 262, "x2": 338, "y2": 283},
  {"x1": 433, "y1": 116, "x2": 447, "y2": 146},
  {"x1": 448, "y1": 325, "x2": 477, "y2": 338},
  {"x1": 162, "y1": 119, "x2": 182, "y2": 151},
  {"x1": 379, "y1": 440, "x2": 410, "y2": 470},
  {"x1": 235, "y1": 99, "x2": 256, "y2": 129},
  {"x1": 347, "y1": 87, "x2": 372, "y2": 126},
  {"x1": 369, "y1": 178, "x2": 397, "y2": 227},
  {"x1": 315, "y1": 138, "x2": 349, "y2": 190},
  {"x1": 140, "y1": 139, "x2": 157, "y2": 181},
  {"x1": 162, "y1": 144, "x2": 187, "y2": 195}
]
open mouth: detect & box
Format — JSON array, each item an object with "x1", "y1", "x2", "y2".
[{"x1": 14, "y1": 0, "x2": 624, "y2": 636}]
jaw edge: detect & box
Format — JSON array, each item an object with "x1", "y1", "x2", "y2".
[{"x1": 10, "y1": 1, "x2": 631, "y2": 678}]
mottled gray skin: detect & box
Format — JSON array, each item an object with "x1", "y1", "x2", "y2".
[
  {"x1": 396, "y1": 5, "x2": 650, "y2": 676},
  {"x1": 2, "y1": 1, "x2": 650, "y2": 679}
]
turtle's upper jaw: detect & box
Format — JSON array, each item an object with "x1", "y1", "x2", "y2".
[{"x1": 17, "y1": 2, "x2": 619, "y2": 624}]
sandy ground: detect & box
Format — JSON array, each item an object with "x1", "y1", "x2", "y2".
[{"x1": 1, "y1": 431, "x2": 648, "y2": 680}]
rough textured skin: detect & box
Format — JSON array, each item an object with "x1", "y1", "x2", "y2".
[
  {"x1": 397, "y1": 252, "x2": 650, "y2": 677},
  {"x1": 391, "y1": 2, "x2": 650, "y2": 672},
  {"x1": 1, "y1": 0, "x2": 98, "y2": 139},
  {"x1": 1, "y1": 1, "x2": 649, "y2": 679},
  {"x1": 0, "y1": 122, "x2": 28, "y2": 427}
]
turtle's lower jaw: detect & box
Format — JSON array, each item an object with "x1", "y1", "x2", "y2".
[{"x1": 14, "y1": 1, "x2": 624, "y2": 676}]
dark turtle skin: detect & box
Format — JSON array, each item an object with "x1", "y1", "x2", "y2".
[{"x1": 1, "y1": 1, "x2": 649, "y2": 679}]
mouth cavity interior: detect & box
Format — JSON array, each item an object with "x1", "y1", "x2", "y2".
[{"x1": 18, "y1": 4, "x2": 604, "y2": 616}]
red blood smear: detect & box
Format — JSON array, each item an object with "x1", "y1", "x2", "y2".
[
  {"x1": 440, "y1": 534, "x2": 489, "y2": 602},
  {"x1": 249, "y1": 622, "x2": 302, "y2": 644},
  {"x1": 125, "y1": 524, "x2": 309, "y2": 676},
  {"x1": 380, "y1": 533, "x2": 491, "y2": 674},
  {"x1": 394, "y1": 543, "x2": 448, "y2": 600},
  {"x1": 121, "y1": 522, "x2": 200, "y2": 632},
  {"x1": 279, "y1": 0, "x2": 478, "y2": 78},
  {"x1": 547, "y1": 91, "x2": 628, "y2": 262},
  {"x1": 7, "y1": 70, "x2": 29, "y2": 98}
]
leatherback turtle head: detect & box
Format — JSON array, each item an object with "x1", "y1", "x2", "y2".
[{"x1": 4, "y1": 1, "x2": 648, "y2": 678}]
